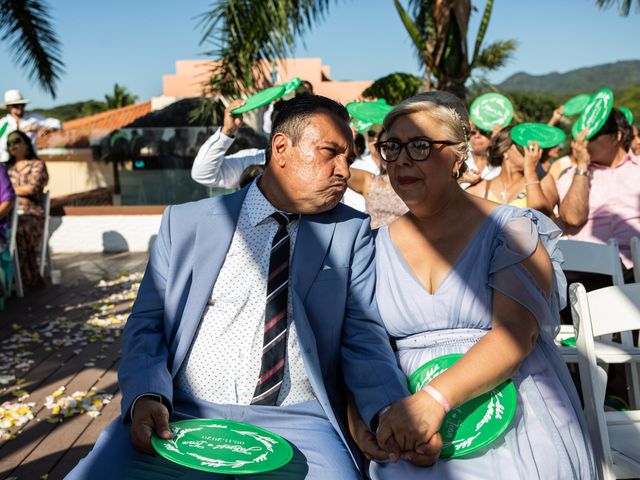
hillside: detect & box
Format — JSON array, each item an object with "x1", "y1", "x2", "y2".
[{"x1": 498, "y1": 60, "x2": 640, "y2": 95}]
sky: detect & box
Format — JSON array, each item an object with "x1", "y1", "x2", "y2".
[{"x1": 0, "y1": 0, "x2": 638, "y2": 109}]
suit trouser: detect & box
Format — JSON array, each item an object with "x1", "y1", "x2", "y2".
[{"x1": 65, "y1": 390, "x2": 359, "y2": 480}]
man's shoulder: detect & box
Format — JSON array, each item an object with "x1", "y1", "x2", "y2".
[{"x1": 166, "y1": 189, "x2": 247, "y2": 224}]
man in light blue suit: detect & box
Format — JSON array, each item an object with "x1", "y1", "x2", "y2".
[{"x1": 66, "y1": 95, "x2": 435, "y2": 479}]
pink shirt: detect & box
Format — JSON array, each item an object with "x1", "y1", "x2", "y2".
[{"x1": 556, "y1": 152, "x2": 640, "y2": 268}]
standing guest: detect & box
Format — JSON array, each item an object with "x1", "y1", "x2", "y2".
[
  {"x1": 557, "y1": 108, "x2": 639, "y2": 273},
  {"x1": 467, "y1": 127, "x2": 558, "y2": 216},
  {"x1": 0, "y1": 164, "x2": 15, "y2": 309},
  {"x1": 631, "y1": 125, "x2": 640, "y2": 156},
  {"x1": 458, "y1": 121, "x2": 501, "y2": 189},
  {"x1": 347, "y1": 91, "x2": 594, "y2": 479},
  {"x1": 6, "y1": 131, "x2": 48, "y2": 291},
  {"x1": 347, "y1": 130, "x2": 408, "y2": 228},
  {"x1": 65, "y1": 94, "x2": 439, "y2": 480},
  {"x1": 0, "y1": 89, "x2": 61, "y2": 163},
  {"x1": 343, "y1": 129, "x2": 383, "y2": 213}
]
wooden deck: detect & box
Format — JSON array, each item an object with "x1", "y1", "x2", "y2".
[{"x1": 0, "y1": 252, "x2": 148, "y2": 480}]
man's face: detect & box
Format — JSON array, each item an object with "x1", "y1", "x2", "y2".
[
  {"x1": 8, "y1": 104, "x2": 25, "y2": 119},
  {"x1": 280, "y1": 111, "x2": 353, "y2": 213},
  {"x1": 587, "y1": 132, "x2": 619, "y2": 165}
]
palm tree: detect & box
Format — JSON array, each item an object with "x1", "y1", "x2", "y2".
[
  {"x1": 394, "y1": 0, "x2": 516, "y2": 98},
  {"x1": 104, "y1": 83, "x2": 138, "y2": 110},
  {"x1": 0, "y1": 0, "x2": 63, "y2": 97},
  {"x1": 198, "y1": 0, "x2": 513, "y2": 100},
  {"x1": 595, "y1": 0, "x2": 639, "y2": 15}
]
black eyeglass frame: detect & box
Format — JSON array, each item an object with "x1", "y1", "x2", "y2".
[{"x1": 375, "y1": 137, "x2": 462, "y2": 163}]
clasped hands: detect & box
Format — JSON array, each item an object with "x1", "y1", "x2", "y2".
[{"x1": 351, "y1": 391, "x2": 446, "y2": 467}]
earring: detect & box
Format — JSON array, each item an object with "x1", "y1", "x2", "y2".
[{"x1": 452, "y1": 169, "x2": 461, "y2": 179}]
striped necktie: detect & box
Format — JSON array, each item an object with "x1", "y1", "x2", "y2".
[{"x1": 251, "y1": 211, "x2": 299, "y2": 405}]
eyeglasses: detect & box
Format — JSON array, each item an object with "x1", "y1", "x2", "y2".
[
  {"x1": 7, "y1": 138, "x2": 23, "y2": 146},
  {"x1": 375, "y1": 137, "x2": 462, "y2": 162}
]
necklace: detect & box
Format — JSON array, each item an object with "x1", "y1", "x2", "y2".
[{"x1": 498, "y1": 175, "x2": 523, "y2": 202}]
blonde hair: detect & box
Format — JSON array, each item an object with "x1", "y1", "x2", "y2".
[{"x1": 383, "y1": 91, "x2": 470, "y2": 165}]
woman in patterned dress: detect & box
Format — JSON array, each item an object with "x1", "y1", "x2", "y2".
[
  {"x1": 6, "y1": 130, "x2": 49, "y2": 291},
  {"x1": 0, "y1": 163, "x2": 15, "y2": 308}
]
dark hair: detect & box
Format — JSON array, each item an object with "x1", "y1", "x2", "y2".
[
  {"x1": 239, "y1": 164, "x2": 265, "y2": 188},
  {"x1": 354, "y1": 133, "x2": 366, "y2": 158},
  {"x1": 266, "y1": 94, "x2": 349, "y2": 162},
  {"x1": 6, "y1": 130, "x2": 38, "y2": 166},
  {"x1": 487, "y1": 126, "x2": 523, "y2": 167},
  {"x1": 593, "y1": 108, "x2": 633, "y2": 151}
]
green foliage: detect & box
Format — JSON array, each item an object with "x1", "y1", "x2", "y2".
[
  {"x1": 508, "y1": 91, "x2": 560, "y2": 124},
  {"x1": 0, "y1": 0, "x2": 64, "y2": 96},
  {"x1": 105, "y1": 83, "x2": 138, "y2": 110},
  {"x1": 595, "y1": 0, "x2": 639, "y2": 15},
  {"x1": 616, "y1": 85, "x2": 640, "y2": 126},
  {"x1": 362, "y1": 72, "x2": 423, "y2": 105},
  {"x1": 198, "y1": 0, "x2": 331, "y2": 98},
  {"x1": 29, "y1": 100, "x2": 107, "y2": 121},
  {"x1": 474, "y1": 39, "x2": 517, "y2": 71}
]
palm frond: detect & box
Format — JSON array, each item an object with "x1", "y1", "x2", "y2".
[
  {"x1": 0, "y1": 0, "x2": 63, "y2": 97},
  {"x1": 473, "y1": 39, "x2": 517, "y2": 71},
  {"x1": 470, "y1": 0, "x2": 493, "y2": 66},
  {"x1": 198, "y1": 0, "x2": 332, "y2": 99},
  {"x1": 595, "y1": 0, "x2": 637, "y2": 15},
  {"x1": 394, "y1": 0, "x2": 429, "y2": 63}
]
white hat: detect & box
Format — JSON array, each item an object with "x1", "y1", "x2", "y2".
[{"x1": 3, "y1": 89, "x2": 30, "y2": 107}]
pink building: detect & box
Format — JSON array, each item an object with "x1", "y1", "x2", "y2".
[{"x1": 162, "y1": 58, "x2": 373, "y2": 104}]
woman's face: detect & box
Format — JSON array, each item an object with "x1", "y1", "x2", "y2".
[
  {"x1": 7, "y1": 133, "x2": 28, "y2": 160},
  {"x1": 505, "y1": 144, "x2": 525, "y2": 169},
  {"x1": 384, "y1": 112, "x2": 462, "y2": 210},
  {"x1": 631, "y1": 126, "x2": 640, "y2": 156},
  {"x1": 469, "y1": 121, "x2": 491, "y2": 156}
]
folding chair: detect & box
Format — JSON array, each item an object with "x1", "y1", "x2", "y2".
[
  {"x1": 39, "y1": 190, "x2": 52, "y2": 278},
  {"x1": 556, "y1": 239, "x2": 625, "y2": 356},
  {"x1": 631, "y1": 237, "x2": 640, "y2": 283},
  {"x1": 8, "y1": 206, "x2": 23, "y2": 297},
  {"x1": 572, "y1": 283, "x2": 640, "y2": 479}
]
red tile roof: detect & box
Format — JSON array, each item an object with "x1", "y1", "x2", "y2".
[{"x1": 39, "y1": 101, "x2": 152, "y2": 149}]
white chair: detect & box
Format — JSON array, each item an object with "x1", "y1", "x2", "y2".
[
  {"x1": 8, "y1": 206, "x2": 23, "y2": 297},
  {"x1": 630, "y1": 237, "x2": 640, "y2": 283},
  {"x1": 556, "y1": 239, "x2": 626, "y2": 360},
  {"x1": 39, "y1": 190, "x2": 52, "y2": 278},
  {"x1": 571, "y1": 283, "x2": 640, "y2": 479}
]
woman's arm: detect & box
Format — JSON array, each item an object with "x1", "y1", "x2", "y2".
[
  {"x1": 12, "y1": 185, "x2": 38, "y2": 196},
  {"x1": 0, "y1": 199, "x2": 12, "y2": 220},
  {"x1": 523, "y1": 143, "x2": 556, "y2": 215},
  {"x1": 377, "y1": 241, "x2": 551, "y2": 452},
  {"x1": 347, "y1": 168, "x2": 374, "y2": 196}
]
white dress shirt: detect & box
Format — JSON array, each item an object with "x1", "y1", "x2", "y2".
[
  {"x1": 0, "y1": 112, "x2": 62, "y2": 163},
  {"x1": 175, "y1": 181, "x2": 315, "y2": 405},
  {"x1": 190, "y1": 128, "x2": 266, "y2": 189},
  {"x1": 344, "y1": 153, "x2": 381, "y2": 212}
]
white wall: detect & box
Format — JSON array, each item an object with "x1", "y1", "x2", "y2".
[{"x1": 49, "y1": 215, "x2": 162, "y2": 253}]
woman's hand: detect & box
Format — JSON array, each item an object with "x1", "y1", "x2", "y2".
[
  {"x1": 459, "y1": 168, "x2": 481, "y2": 186},
  {"x1": 221, "y1": 99, "x2": 245, "y2": 137},
  {"x1": 377, "y1": 390, "x2": 446, "y2": 454},
  {"x1": 524, "y1": 142, "x2": 542, "y2": 172}
]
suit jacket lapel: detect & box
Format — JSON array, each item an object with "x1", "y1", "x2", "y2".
[{"x1": 170, "y1": 188, "x2": 248, "y2": 376}]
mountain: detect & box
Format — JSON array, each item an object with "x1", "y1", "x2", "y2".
[{"x1": 498, "y1": 60, "x2": 640, "y2": 95}]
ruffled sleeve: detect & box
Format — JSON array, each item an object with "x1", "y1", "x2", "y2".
[{"x1": 488, "y1": 208, "x2": 566, "y2": 343}]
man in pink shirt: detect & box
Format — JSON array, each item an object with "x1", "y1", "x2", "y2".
[{"x1": 557, "y1": 109, "x2": 638, "y2": 276}]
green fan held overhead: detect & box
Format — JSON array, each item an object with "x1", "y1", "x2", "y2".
[
  {"x1": 510, "y1": 123, "x2": 566, "y2": 149},
  {"x1": 231, "y1": 77, "x2": 302, "y2": 114},
  {"x1": 469, "y1": 93, "x2": 514, "y2": 132},
  {"x1": 346, "y1": 98, "x2": 393, "y2": 126},
  {"x1": 562, "y1": 94, "x2": 591, "y2": 117},
  {"x1": 572, "y1": 88, "x2": 614, "y2": 139},
  {"x1": 618, "y1": 107, "x2": 633, "y2": 126}
]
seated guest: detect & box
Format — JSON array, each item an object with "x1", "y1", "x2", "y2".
[
  {"x1": 6, "y1": 131, "x2": 48, "y2": 291},
  {"x1": 342, "y1": 129, "x2": 382, "y2": 212},
  {"x1": 0, "y1": 164, "x2": 15, "y2": 309},
  {"x1": 631, "y1": 125, "x2": 640, "y2": 156},
  {"x1": 458, "y1": 121, "x2": 501, "y2": 189},
  {"x1": 467, "y1": 127, "x2": 558, "y2": 216},
  {"x1": 347, "y1": 92, "x2": 594, "y2": 479},
  {"x1": 557, "y1": 108, "x2": 638, "y2": 275},
  {"x1": 238, "y1": 163, "x2": 265, "y2": 188},
  {"x1": 347, "y1": 130, "x2": 408, "y2": 229},
  {"x1": 66, "y1": 94, "x2": 438, "y2": 480}
]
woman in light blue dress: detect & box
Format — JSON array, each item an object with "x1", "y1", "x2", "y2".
[{"x1": 350, "y1": 92, "x2": 595, "y2": 479}]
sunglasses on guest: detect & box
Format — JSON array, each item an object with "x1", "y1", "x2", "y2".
[{"x1": 469, "y1": 129, "x2": 491, "y2": 139}]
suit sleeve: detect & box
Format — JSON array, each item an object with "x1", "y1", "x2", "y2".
[
  {"x1": 341, "y1": 217, "x2": 410, "y2": 426},
  {"x1": 118, "y1": 206, "x2": 174, "y2": 422}
]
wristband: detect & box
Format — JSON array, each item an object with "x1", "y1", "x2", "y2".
[
  {"x1": 422, "y1": 384, "x2": 451, "y2": 414},
  {"x1": 574, "y1": 167, "x2": 589, "y2": 177},
  {"x1": 525, "y1": 181, "x2": 540, "y2": 187}
]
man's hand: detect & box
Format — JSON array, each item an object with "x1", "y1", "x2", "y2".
[
  {"x1": 376, "y1": 391, "x2": 445, "y2": 457},
  {"x1": 221, "y1": 99, "x2": 246, "y2": 137},
  {"x1": 131, "y1": 396, "x2": 172, "y2": 455},
  {"x1": 571, "y1": 130, "x2": 590, "y2": 169},
  {"x1": 347, "y1": 397, "x2": 389, "y2": 461},
  {"x1": 401, "y1": 432, "x2": 443, "y2": 467}
]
